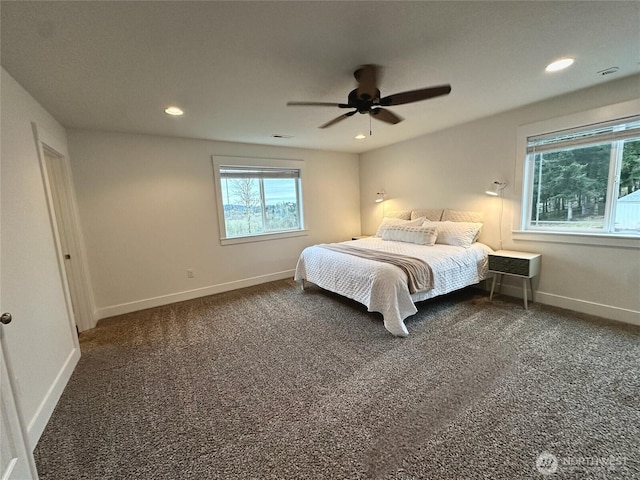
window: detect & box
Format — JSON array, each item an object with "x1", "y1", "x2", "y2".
[
  {"x1": 212, "y1": 156, "x2": 305, "y2": 244},
  {"x1": 517, "y1": 101, "x2": 640, "y2": 241}
]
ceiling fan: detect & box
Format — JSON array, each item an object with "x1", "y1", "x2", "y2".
[{"x1": 287, "y1": 64, "x2": 451, "y2": 129}]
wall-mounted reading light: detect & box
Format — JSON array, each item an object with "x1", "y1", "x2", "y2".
[
  {"x1": 485, "y1": 181, "x2": 508, "y2": 197},
  {"x1": 375, "y1": 191, "x2": 386, "y2": 203}
]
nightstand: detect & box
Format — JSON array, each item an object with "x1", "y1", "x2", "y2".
[
  {"x1": 488, "y1": 250, "x2": 541, "y2": 309},
  {"x1": 351, "y1": 235, "x2": 371, "y2": 240}
]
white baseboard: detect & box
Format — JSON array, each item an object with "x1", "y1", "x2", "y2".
[
  {"x1": 97, "y1": 271, "x2": 640, "y2": 326},
  {"x1": 27, "y1": 346, "x2": 80, "y2": 450},
  {"x1": 494, "y1": 283, "x2": 640, "y2": 327},
  {"x1": 95, "y1": 270, "x2": 296, "y2": 320}
]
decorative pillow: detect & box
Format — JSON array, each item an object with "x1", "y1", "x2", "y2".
[
  {"x1": 381, "y1": 225, "x2": 438, "y2": 245},
  {"x1": 442, "y1": 209, "x2": 484, "y2": 223},
  {"x1": 426, "y1": 221, "x2": 483, "y2": 247},
  {"x1": 411, "y1": 209, "x2": 444, "y2": 221},
  {"x1": 384, "y1": 210, "x2": 412, "y2": 220},
  {"x1": 375, "y1": 216, "x2": 426, "y2": 237}
]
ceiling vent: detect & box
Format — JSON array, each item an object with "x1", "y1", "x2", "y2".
[
  {"x1": 597, "y1": 67, "x2": 619, "y2": 76},
  {"x1": 272, "y1": 134, "x2": 294, "y2": 139}
]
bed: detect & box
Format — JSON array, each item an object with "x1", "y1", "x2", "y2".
[{"x1": 294, "y1": 209, "x2": 493, "y2": 336}]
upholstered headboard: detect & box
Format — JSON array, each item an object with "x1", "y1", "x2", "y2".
[
  {"x1": 441, "y1": 209, "x2": 484, "y2": 223},
  {"x1": 384, "y1": 210, "x2": 412, "y2": 220},
  {"x1": 410, "y1": 209, "x2": 444, "y2": 222},
  {"x1": 385, "y1": 209, "x2": 484, "y2": 223}
]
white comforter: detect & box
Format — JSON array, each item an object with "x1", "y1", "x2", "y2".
[{"x1": 294, "y1": 237, "x2": 493, "y2": 336}]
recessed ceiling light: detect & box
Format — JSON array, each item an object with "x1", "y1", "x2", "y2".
[
  {"x1": 545, "y1": 58, "x2": 575, "y2": 72},
  {"x1": 355, "y1": 134, "x2": 366, "y2": 140},
  {"x1": 164, "y1": 106, "x2": 184, "y2": 116}
]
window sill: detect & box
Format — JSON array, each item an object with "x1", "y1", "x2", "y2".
[
  {"x1": 512, "y1": 230, "x2": 640, "y2": 249},
  {"x1": 220, "y1": 229, "x2": 308, "y2": 246}
]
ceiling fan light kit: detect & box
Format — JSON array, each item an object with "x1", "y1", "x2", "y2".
[{"x1": 287, "y1": 64, "x2": 451, "y2": 130}]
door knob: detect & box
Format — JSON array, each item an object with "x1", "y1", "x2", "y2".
[{"x1": 1, "y1": 312, "x2": 12, "y2": 325}]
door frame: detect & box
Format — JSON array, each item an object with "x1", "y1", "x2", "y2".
[{"x1": 32, "y1": 122, "x2": 95, "y2": 333}]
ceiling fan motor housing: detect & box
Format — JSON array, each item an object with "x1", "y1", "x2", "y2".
[{"x1": 348, "y1": 88, "x2": 381, "y2": 113}]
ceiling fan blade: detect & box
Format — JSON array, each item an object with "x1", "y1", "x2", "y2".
[
  {"x1": 379, "y1": 84, "x2": 451, "y2": 106},
  {"x1": 287, "y1": 101, "x2": 352, "y2": 108},
  {"x1": 319, "y1": 110, "x2": 357, "y2": 129},
  {"x1": 370, "y1": 108, "x2": 403, "y2": 125},
  {"x1": 355, "y1": 64, "x2": 380, "y2": 100}
]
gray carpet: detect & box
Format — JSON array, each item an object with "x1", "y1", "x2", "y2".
[{"x1": 34, "y1": 279, "x2": 639, "y2": 479}]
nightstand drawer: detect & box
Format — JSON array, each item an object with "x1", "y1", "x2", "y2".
[
  {"x1": 489, "y1": 250, "x2": 541, "y2": 309},
  {"x1": 489, "y1": 255, "x2": 531, "y2": 276}
]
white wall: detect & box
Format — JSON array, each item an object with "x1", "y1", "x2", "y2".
[
  {"x1": 67, "y1": 130, "x2": 360, "y2": 318},
  {"x1": 0, "y1": 68, "x2": 80, "y2": 447},
  {"x1": 360, "y1": 74, "x2": 640, "y2": 324}
]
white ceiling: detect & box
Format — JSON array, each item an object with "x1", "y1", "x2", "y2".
[{"x1": 2, "y1": 1, "x2": 639, "y2": 154}]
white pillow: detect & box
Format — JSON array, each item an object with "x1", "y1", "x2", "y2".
[
  {"x1": 375, "y1": 216, "x2": 425, "y2": 237},
  {"x1": 424, "y1": 221, "x2": 483, "y2": 247},
  {"x1": 381, "y1": 225, "x2": 438, "y2": 245}
]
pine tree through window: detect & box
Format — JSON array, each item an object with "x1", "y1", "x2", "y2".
[{"x1": 523, "y1": 116, "x2": 640, "y2": 234}]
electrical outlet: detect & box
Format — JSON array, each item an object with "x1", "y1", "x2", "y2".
[{"x1": 187, "y1": 269, "x2": 194, "y2": 278}]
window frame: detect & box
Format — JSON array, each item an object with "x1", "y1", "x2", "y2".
[
  {"x1": 513, "y1": 99, "x2": 640, "y2": 249},
  {"x1": 212, "y1": 155, "x2": 307, "y2": 245}
]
